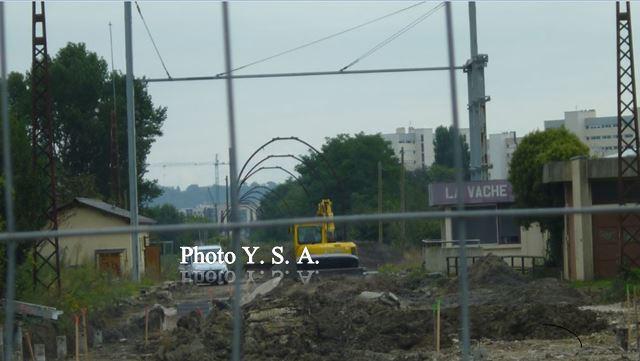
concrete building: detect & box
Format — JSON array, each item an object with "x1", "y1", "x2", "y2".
[
  {"x1": 545, "y1": 109, "x2": 636, "y2": 157},
  {"x1": 180, "y1": 204, "x2": 219, "y2": 221},
  {"x1": 543, "y1": 156, "x2": 640, "y2": 281},
  {"x1": 488, "y1": 131, "x2": 519, "y2": 180},
  {"x1": 423, "y1": 180, "x2": 546, "y2": 275},
  {"x1": 45, "y1": 198, "x2": 156, "y2": 276},
  {"x1": 381, "y1": 127, "x2": 469, "y2": 171}
]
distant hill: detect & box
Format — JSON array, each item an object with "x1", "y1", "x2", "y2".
[{"x1": 150, "y1": 182, "x2": 276, "y2": 209}]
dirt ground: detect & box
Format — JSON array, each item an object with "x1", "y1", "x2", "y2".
[
  {"x1": 146, "y1": 256, "x2": 623, "y2": 361},
  {"x1": 49, "y1": 255, "x2": 637, "y2": 360}
]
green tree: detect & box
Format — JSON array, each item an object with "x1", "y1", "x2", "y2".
[
  {"x1": 255, "y1": 133, "x2": 440, "y2": 246},
  {"x1": 433, "y1": 125, "x2": 470, "y2": 178},
  {"x1": 508, "y1": 127, "x2": 589, "y2": 264},
  {"x1": 9, "y1": 42, "x2": 165, "y2": 208},
  {"x1": 145, "y1": 203, "x2": 186, "y2": 246}
]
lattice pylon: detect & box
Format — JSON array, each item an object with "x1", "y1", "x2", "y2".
[
  {"x1": 31, "y1": 0, "x2": 60, "y2": 291},
  {"x1": 616, "y1": 1, "x2": 640, "y2": 270}
]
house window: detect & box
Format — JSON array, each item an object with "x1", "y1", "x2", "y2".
[{"x1": 96, "y1": 249, "x2": 124, "y2": 276}]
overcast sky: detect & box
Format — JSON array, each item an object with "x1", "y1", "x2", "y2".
[{"x1": 5, "y1": 1, "x2": 636, "y2": 188}]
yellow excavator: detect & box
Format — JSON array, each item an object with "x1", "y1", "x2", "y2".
[{"x1": 292, "y1": 199, "x2": 360, "y2": 270}]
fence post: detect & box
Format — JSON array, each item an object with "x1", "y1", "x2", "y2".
[
  {"x1": 55, "y1": 336, "x2": 66, "y2": 361},
  {"x1": 34, "y1": 344, "x2": 45, "y2": 361},
  {"x1": 14, "y1": 323, "x2": 22, "y2": 361}
]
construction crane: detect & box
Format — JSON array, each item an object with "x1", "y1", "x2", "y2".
[
  {"x1": 149, "y1": 155, "x2": 230, "y2": 219},
  {"x1": 149, "y1": 154, "x2": 229, "y2": 191}
]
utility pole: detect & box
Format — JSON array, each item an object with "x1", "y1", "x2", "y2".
[
  {"x1": 31, "y1": 0, "x2": 61, "y2": 292},
  {"x1": 124, "y1": 1, "x2": 140, "y2": 282},
  {"x1": 225, "y1": 175, "x2": 229, "y2": 237},
  {"x1": 377, "y1": 161, "x2": 383, "y2": 244},
  {"x1": 400, "y1": 148, "x2": 406, "y2": 247},
  {"x1": 108, "y1": 21, "x2": 121, "y2": 206},
  {"x1": 616, "y1": 1, "x2": 640, "y2": 271},
  {"x1": 465, "y1": 2, "x2": 489, "y2": 181}
]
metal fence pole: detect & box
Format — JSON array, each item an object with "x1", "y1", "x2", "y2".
[
  {"x1": 444, "y1": 3, "x2": 471, "y2": 360},
  {"x1": 220, "y1": 3, "x2": 243, "y2": 361},
  {"x1": 125, "y1": 1, "x2": 140, "y2": 281},
  {"x1": 0, "y1": 3, "x2": 18, "y2": 360}
]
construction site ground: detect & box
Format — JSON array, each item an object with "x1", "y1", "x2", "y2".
[{"x1": 52, "y1": 252, "x2": 636, "y2": 360}]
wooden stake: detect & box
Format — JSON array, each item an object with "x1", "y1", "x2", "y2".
[
  {"x1": 628, "y1": 284, "x2": 632, "y2": 350},
  {"x1": 144, "y1": 306, "x2": 149, "y2": 346},
  {"x1": 436, "y1": 299, "x2": 441, "y2": 354},
  {"x1": 75, "y1": 315, "x2": 80, "y2": 361},
  {"x1": 633, "y1": 286, "x2": 640, "y2": 353},
  {"x1": 82, "y1": 308, "x2": 90, "y2": 360},
  {"x1": 24, "y1": 331, "x2": 35, "y2": 361},
  {"x1": 433, "y1": 303, "x2": 436, "y2": 351}
]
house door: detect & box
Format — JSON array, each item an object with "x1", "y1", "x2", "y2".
[
  {"x1": 144, "y1": 245, "x2": 162, "y2": 280},
  {"x1": 97, "y1": 252, "x2": 122, "y2": 276}
]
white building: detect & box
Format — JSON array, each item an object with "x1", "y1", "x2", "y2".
[
  {"x1": 382, "y1": 126, "x2": 519, "y2": 180},
  {"x1": 381, "y1": 127, "x2": 470, "y2": 171},
  {"x1": 488, "y1": 131, "x2": 519, "y2": 180},
  {"x1": 544, "y1": 109, "x2": 634, "y2": 157}
]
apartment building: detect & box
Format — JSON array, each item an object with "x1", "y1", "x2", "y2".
[
  {"x1": 381, "y1": 126, "x2": 516, "y2": 180},
  {"x1": 381, "y1": 127, "x2": 470, "y2": 171},
  {"x1": 544, "y1": 109, "x2": 634, "y2": 157},
  {"x1": 488, "y1": 131, "x2": 519, "y2": 180}
]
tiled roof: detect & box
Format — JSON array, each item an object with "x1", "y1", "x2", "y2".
[{"x1": 62, "y1": 197, "x2": 156, "y2": 224}]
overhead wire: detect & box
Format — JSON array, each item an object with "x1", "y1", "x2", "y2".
[
  {"x1": 340, "y1": 2, "x2": 444, "y2": 72},
  {"x1": 135, "y1": 1, "x2": 172, "y2": 79},
  {"x1": 215, "y1": 1, "x2": 427, "y2": 77}
]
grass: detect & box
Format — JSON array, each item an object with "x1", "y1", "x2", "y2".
[
  {"x1": 571, "y1": 279, "x2": 613, "y2": 290},
  {"x1": 7, "y1": 254, "x2": 159, "y2": 333}
]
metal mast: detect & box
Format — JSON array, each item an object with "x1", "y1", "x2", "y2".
[
  {"x1": 109, "y1": 22, "x2": 121, "y2": 206},
  {"x1": 31, "y1": 0, "x2": 60, "y2": 291},
  {"x1": 465, "y1": 2, "x2": 489, "y2": 181},
  {"x1": 616, "y1": 1, "x2": 640, "y2": 269}
]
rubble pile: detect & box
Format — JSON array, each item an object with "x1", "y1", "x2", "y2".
[{"x1": 155, "y1": 258, "x2": 609, "y2": 360}]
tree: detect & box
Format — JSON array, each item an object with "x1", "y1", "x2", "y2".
[
  {"x1": 254, "y1": 133, "x2": 441, "y2": 246},
  {"x1": 508, "y1": 128, "x2": 589, "y2": 264},
  {"x1": 433, "y1": 125, "x2": 470, "y2": 178},
  {"x1": 9, "y1": 42, "x2": 166, "y2": 208},
  {"x1": 144, "y1": 204, "x2": 185, "y2": 244}
]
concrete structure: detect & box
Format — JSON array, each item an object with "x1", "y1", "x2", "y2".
[
  {"x1": 543, "y1": 156, "x2": 640, "y2": 280},
  {"x1": 424, "y1": 180, "x2": 546, "y2": 274},
  {"x1": 545, "y1": 109, "x2": 636, "y2": 157},
  {"x1": 44, "y1": 198, "x2": 156, "y2": 276},
  {"x1": 382, "y1": 127, "x2": 518, "y2": 178},
  {"x1": 488, "y1": 131, "x2": 519, "y2": 180},
  {"x1": 381, "y1": 127, "x2": 469, "y2": 170},
  {"x1": 180, "y1": 203, "x2": 220, "y2": 221}
]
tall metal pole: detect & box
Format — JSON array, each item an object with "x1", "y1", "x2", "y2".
[
  {"x1": 220, "y1": 3, "x2": 243, "y2": 360},
  {"x1": 616, "y1": 1, "x2": 640, "y2": 271},
  {"x1": 377, "y1": 161, "x2": 383, "y2": 244},
  {"x1": 465, "y1": 1, "x2": 489, "y2": 181},
  {"x1": 124, "y1": 1, "x2": 140, "y2": 282},
  {"x1": 1, "y1": 3, "x2": 18, "y2": 359},
  {"x1": 446, "y1": 2, "x2": 471, "y2": 359},
  {"x1": 31, "y1": 0, "x2": 60, "y2": 292},
  {"x1": 109, "y1": 21, "x2": 121, "y2": 206},
  {"x1": 400, "y1": 148, "x2": 406, "y2": 247}
]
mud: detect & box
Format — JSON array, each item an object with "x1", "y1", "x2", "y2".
[{"x1": 156, "y1": 256, "x2": 610, "y2": 361}]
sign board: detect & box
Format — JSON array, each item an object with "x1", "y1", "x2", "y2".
[{"x1": 428, "y1": 180, "x2": 514, "y2": 206}]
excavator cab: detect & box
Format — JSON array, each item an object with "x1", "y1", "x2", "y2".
[{"x1": 292, "y1": 199, "x2": 360, "y2": 270}]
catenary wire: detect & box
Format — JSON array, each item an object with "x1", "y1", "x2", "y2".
[
  {"x1": 216, "y1": 1, "x2": 427, "y2": 77},
  {"x1": 341, "y1": 2, "x2": 444, "y2": 71},
  {"x1": 135, "y1": 1, "x2": 172, "y2": 78}
]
